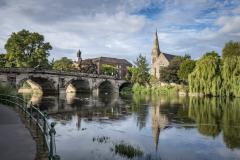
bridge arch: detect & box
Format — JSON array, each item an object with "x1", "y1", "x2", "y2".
[
  {"x1": 119, "y1": 82, "x2": 132, "y2": 93},
  {"x1": 18, "y1": 76, "x2": 57, "y2": 94},
  {"x1": 97, "y1": 80, "x2": 115, "y2": 94},
  {"x1": 65, "y1": 78, "x2": 90, "y2": 93}
]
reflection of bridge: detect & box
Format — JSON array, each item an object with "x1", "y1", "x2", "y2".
[{"x1": 0, "y1": 68, "x2": 131, "y2": 94}]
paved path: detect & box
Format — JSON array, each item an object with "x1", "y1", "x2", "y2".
[{"x1": 0, "y1": 104, "x2": 36, "y2": 160}]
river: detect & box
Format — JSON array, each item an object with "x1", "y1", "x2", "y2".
[{"x1": 21, "y1": 93, "x2": 240, "y2": 160}]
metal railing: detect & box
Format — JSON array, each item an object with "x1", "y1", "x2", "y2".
[{"x1": 0, "y1": 94, "x2": 60, "y2": 160}]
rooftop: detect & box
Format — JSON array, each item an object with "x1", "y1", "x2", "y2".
[{"x1": 83, "y1": 57, "x2": 132, "y2": 66}]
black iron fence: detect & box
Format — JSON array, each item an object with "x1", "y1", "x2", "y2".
[{"x1": 0, "y1": 94, "x2": 60, "y2": 160}]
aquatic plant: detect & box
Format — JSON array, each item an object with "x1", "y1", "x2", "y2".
[{"x1": 113, "y1": 142, "x2": 143, "y2": 159}]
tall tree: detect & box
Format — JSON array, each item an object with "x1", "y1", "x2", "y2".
[
  {"x1": 222, "y1": 41, "x2": 240, "y2": 59},
  {"x1": 221, "y1": 56, "x2": 240, "y2": 97},
  {"x1": 52, "y1": 57, "x2": 74, "y2": 71},
  {"x1": 129, "y1": 54, "x2": 150, "y2": 85},
  {"x1": 0, "y1": 54, "x2": 6, "y2": 67},
  {"x1": 4, "y1": 29, "x2": 52, "y2": 68},
  {"x1": 178, "y1": 59, "x2": 196, "y2": 83},
  {"x1": 188, "y1": 51, "x2": 221, "y2": 96},
  {"x1": 160, "y1": 56, "x2": 185, "y2": 84}
]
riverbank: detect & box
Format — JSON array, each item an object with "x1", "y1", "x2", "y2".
[
  {"x1": 121, "y1": 83, "x2": 188, "y2": 96},
  {"x1": 0, "y1": 104, "x2": 36, "y2": 160}
]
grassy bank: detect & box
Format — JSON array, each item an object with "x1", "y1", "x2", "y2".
[{"x1": 121, "y1": 83, "x2": 178, "y2": 95}]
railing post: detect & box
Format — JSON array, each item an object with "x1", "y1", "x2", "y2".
[
  {"x1": 36, "y1": 110, "x2": 39, "y2": 134},
  {"x1": 29, "y1": 102, "x2": 32, "y2": 126},
  {"x1": 49, "y1": 122, "x2": 56, "y2": 160},
  {"x1": 43, "y1": 112, "x2": 47, "y2": 149}
]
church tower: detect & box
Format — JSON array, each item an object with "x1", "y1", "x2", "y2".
[{"x1": 151, "y1": 30, "x2": 161, "y2": 77}]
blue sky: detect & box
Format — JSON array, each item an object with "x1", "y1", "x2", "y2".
[{"x1": 0, "y1": 0, "x2": 239, "y2": 63}]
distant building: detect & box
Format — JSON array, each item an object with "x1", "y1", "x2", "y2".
[
  {"x1": 151, "y1": 31, "x2": 176, "y2": 79},
  {"x1": 73, "y1": 50, "x2": 132, "y2": 79}
]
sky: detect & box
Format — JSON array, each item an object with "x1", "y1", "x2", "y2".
[{"x1": 0, "y1": 0, "x2": 240, "y2": 63}]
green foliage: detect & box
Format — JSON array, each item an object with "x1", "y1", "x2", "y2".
[
  {"x1": 132, "y1": 83, "x2": 177, "y2": 95},
  {"x1": 222, "y1": 41, "x2": 240, "y2": 59},
  {"x1": 178, "y1": 59, "x2": 196, "y2": 82},
  {"x1": 52, "y1": 57, "x2": 74, "y2": 71},
  {"x1": 129, "y1": 54, "x2": 150, "y2": 85},
  {"x1": 188, "y1": 51, "x2": 222, "y2": 96},
  {"x1": 189, "y1": 97, "x2": 240, "y2": 149},
  {"x1": 160, "y1": 57, "x2": 183, "y2": 84},
  {"x1": 101, "y1": 64, "x2": 117, "y2": 76},
  {"x1": 114, "y1": 142, "x2": 143, "y2": 158},
  {"x1": 188, "y1": 42, "x2": 240, "y2": 97},
  {"x1": 0, "y1": 54, "x2": 6, "y2": 67},
  {"x1": 221, "y1": 56, "x2": 240, "y2": 97},
  {"x1": 4, "y1": 29, "x2": 52, "y2": 68}
]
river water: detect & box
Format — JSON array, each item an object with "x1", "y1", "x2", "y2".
[{"x1": 22, "y1": 93, "x2": 240, "y2": 160}]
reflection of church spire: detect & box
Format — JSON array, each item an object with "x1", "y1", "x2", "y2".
[
  {"x1": 152, "y1": 105, "x2": 167, "y2": 150},
  {"x1": 76, "y1": 113, "x2": 81, "y2": 130}
]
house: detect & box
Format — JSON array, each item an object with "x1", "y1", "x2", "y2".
[
  {"x1": 73, "y1": 50, "x2": 132, "y2": 79},
  {"x1": 151, "y1": 31, "x2": 177, "y2": 79}
]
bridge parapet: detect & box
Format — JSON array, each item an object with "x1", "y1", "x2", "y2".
[
  {"x1": 0, "y1": 68, "x2": 131, "y2": 94},
  {"x1": 0, "y1": 68, "x2": 118, "y2": 79}
]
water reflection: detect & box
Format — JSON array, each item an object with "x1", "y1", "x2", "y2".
[
  {"x1": 20, "y1": 93, "x2": 240, "y2": 159},
  {"x1": 189, "y1": 97, "x2": 240, "y2": 149}
]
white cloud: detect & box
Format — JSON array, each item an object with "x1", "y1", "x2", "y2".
[{"x1": 0, "y1": 0, "x2": 239, "y2": 62}]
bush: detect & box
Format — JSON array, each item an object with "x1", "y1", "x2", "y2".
[{"x1": 132, "y1": 83, "x2": 177, "y2": 95}]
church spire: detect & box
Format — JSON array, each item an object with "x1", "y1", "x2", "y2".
[
  {"x1": 153, "y1": 29, "x2": 160, "y2": 53},
  {"x1": 151, "y1": 29, "x2": 161, "y2": 64}
]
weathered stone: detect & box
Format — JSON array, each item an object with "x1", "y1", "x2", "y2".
[
  {"x1": 0, "y1": 68, "x2": 129, "y2": 94},
  {"x1": 151, "y1": 31, "x2": 177, "y2": 79}
]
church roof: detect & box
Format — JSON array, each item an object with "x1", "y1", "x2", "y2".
[{"x1": 162, "y1": 53, "x2": 176, "y2": 61}]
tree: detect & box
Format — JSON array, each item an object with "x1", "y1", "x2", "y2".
[
  {"x1": 178, "y1": 59, "x2": 196, "y2": 82},
  {"x1": 4, "y1": 29, "x2": 52, "y2": 68},
  {"x1": 129, "y1": 54, "x2": 150, "y2": 85},
  {"x1": 0, "y1": 54, "x2": 6, "y2": 67},
  {"x1": 221, "y1": 56, "x2": 240, "y2": 97},
  {"x1": 101, "y1": 64, "x2": 117, "y2": 76},
  {"x1": 188, "y1": 51, "x2": 221, "y2": 96},
  {"x1": 160, "y1": 56, "x2": 184, "y2": 84},
  {"x1": 222, "y1": 41, "x2": 240, "y2": 59},
  {"x1": 52, "y1": 57, "x2": 74, "y2": 71}
]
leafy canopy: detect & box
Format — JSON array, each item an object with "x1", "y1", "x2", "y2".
[
  {"x1": 188, "y1": 51, "x2": 222, "y2": 96},
  {"x1": 52, "y1": 57, "x2": 74, "y2": 71},
  {"x1": 222, "y1": 41, "x2": 240, "y2": 59},
  {"x1": 4, "y1": 29, "x2": 52, "y2": 68},
  {"x1": 178, "y1": 59, "x2": 196, "y2": 82},
  {"x1": 101, "y1": 64, "x2": 117, "y2": 76},
  {"x1": 160, "y1": 55, "x2": 190, "y2": 84},
  {"x1": 129, "y1": 54, "x2": 150, "y2": 85}
]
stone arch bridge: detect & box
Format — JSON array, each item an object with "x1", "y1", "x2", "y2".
[{"x1": 0, "y1": 68, "x2": 131, "y2": 94}]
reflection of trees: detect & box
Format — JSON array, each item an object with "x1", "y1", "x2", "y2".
[
  {"x1": 131, "y1": 94, "x2": 149, "y2": 130},
  {"x1": 189, "y1": 97, "x2": 240, "y2": 149},
  {"x1": 189, "y1": 98, "x2": 222, "y2": 137},
  {"x1": 222, "y1": 99, "x2": 240, "y2": 149}
]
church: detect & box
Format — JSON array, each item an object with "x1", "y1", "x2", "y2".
[{"x1": 151, "y1": 31, "x2": 177, "y2": 79}]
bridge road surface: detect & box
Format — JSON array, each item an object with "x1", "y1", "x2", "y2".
[{"x1": 0, "y1": 104, "x2": 36, "y2": 160}]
